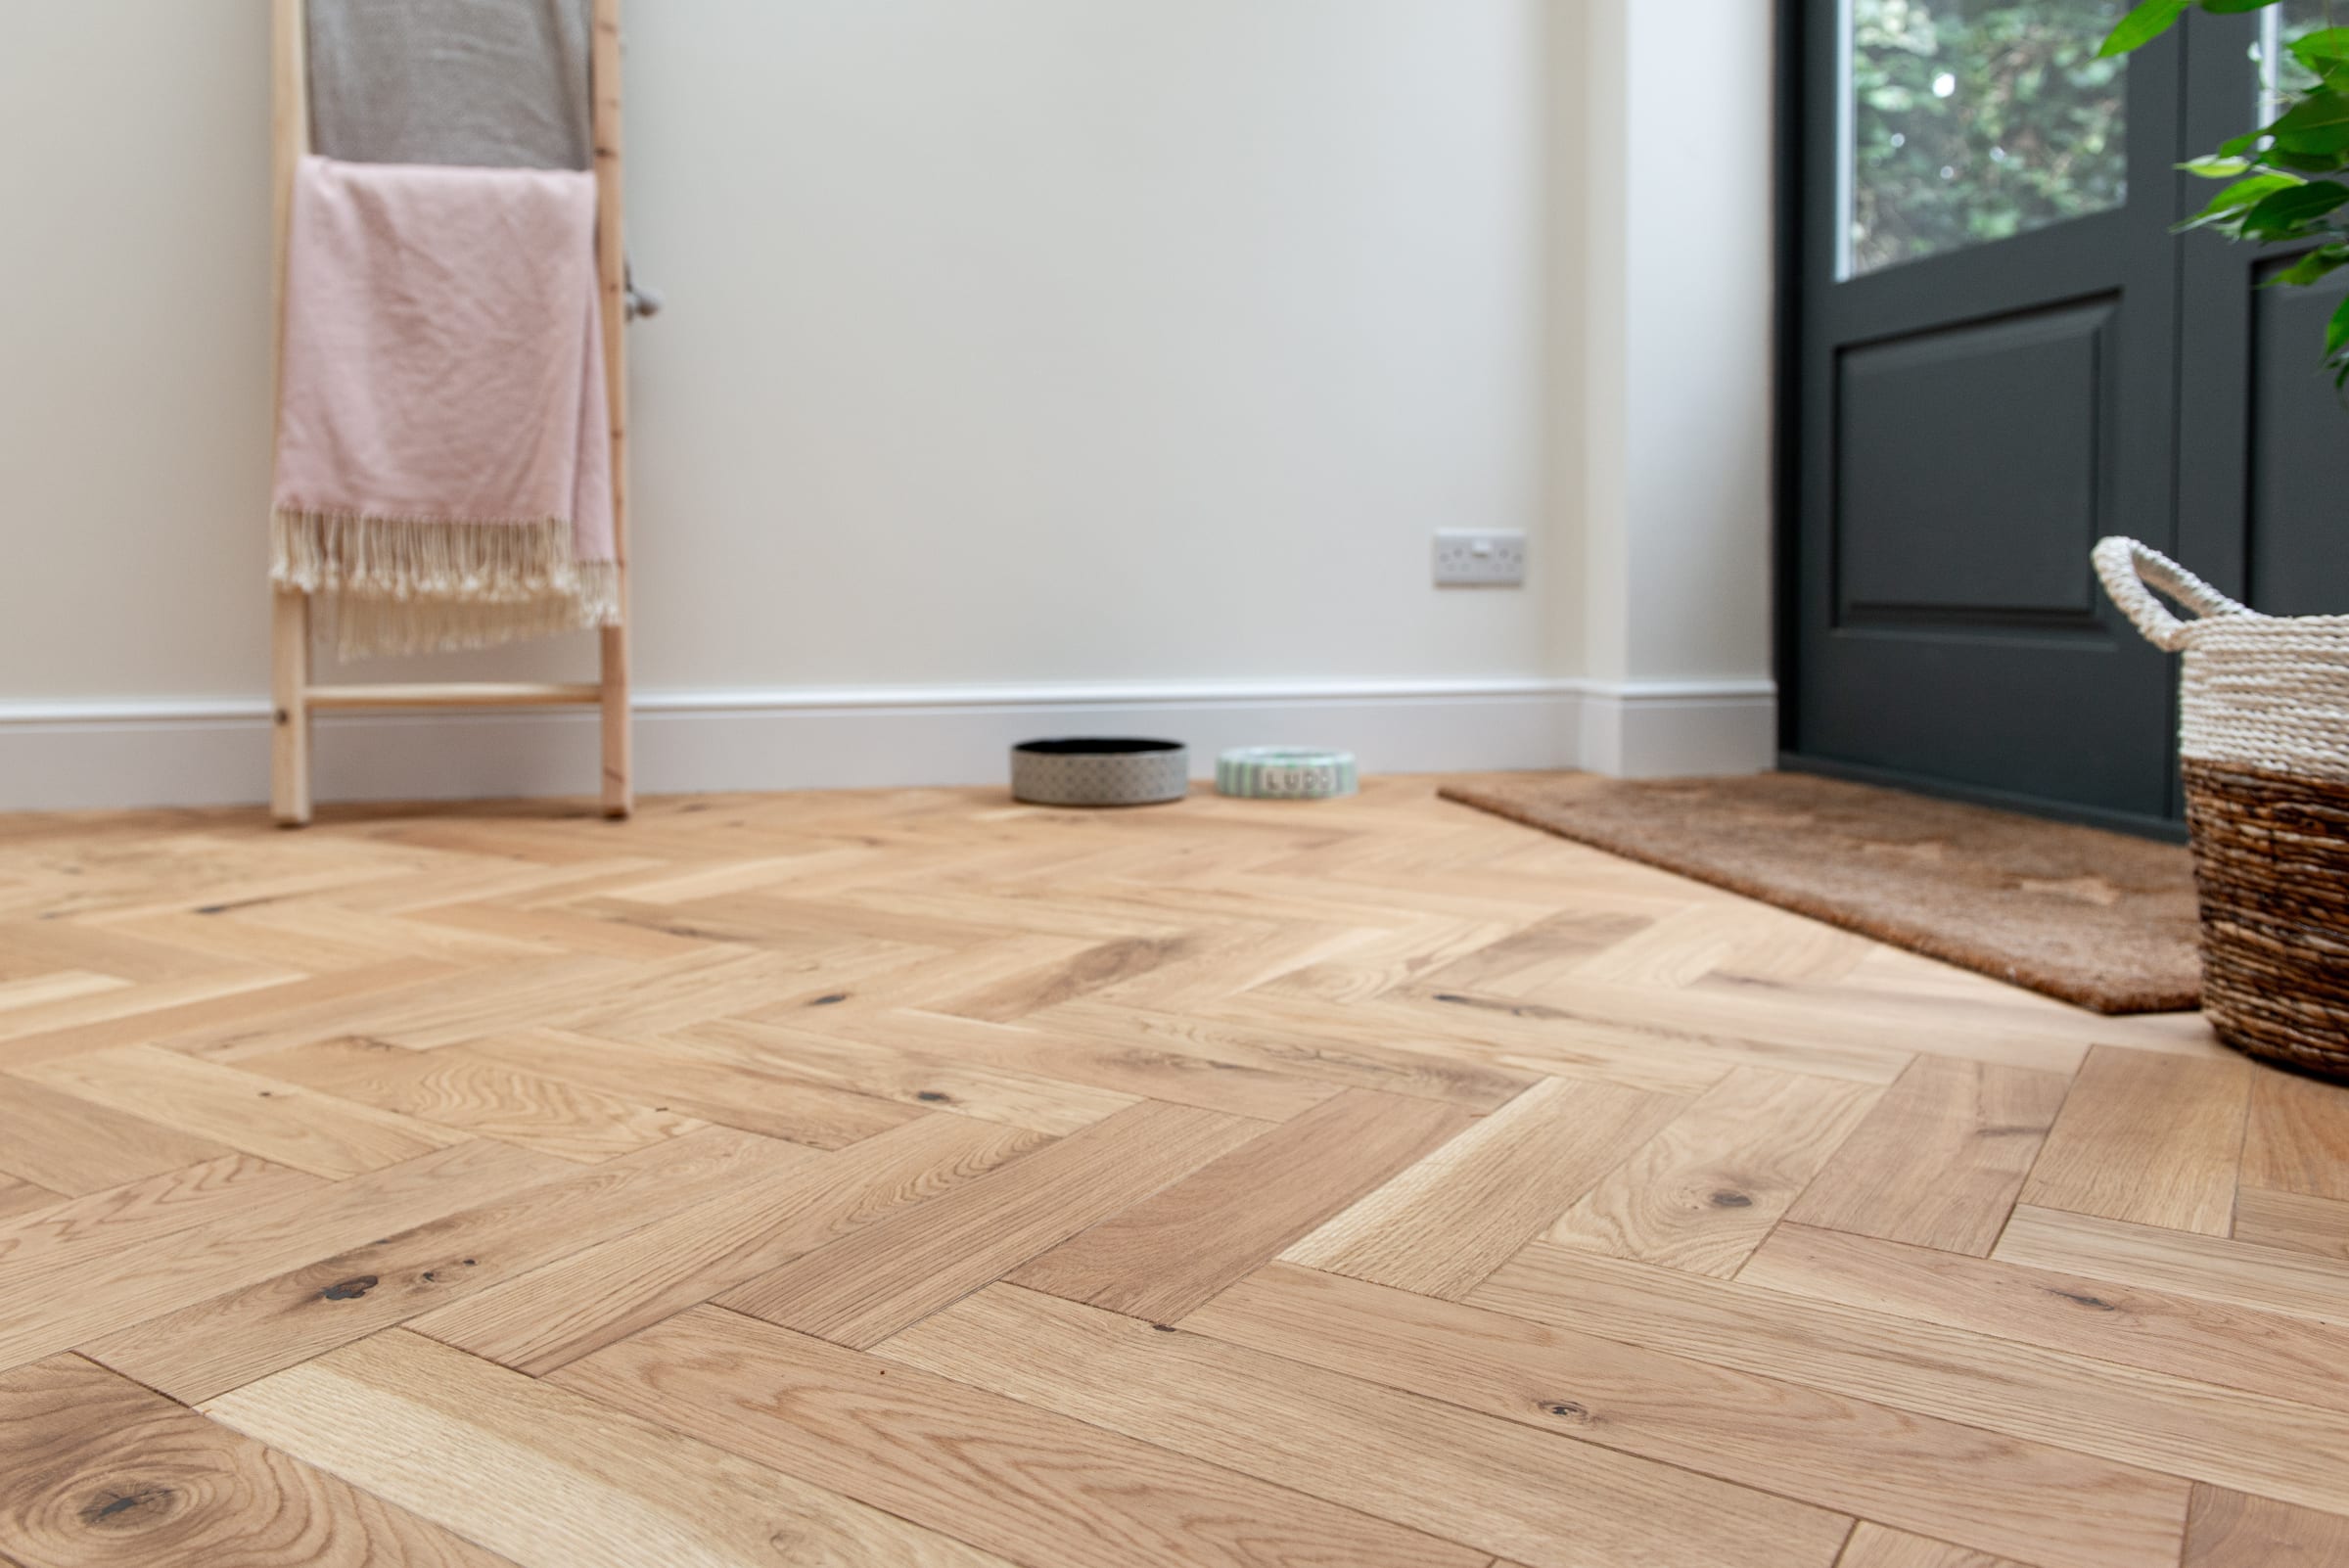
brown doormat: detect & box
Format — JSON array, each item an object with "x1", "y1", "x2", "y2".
[{"x1": 1440, "y1": 771, "x2": 2201, "y2": 1015}]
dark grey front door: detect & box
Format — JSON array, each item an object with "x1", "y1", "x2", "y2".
[
  {"x1": 1787, "y1": 0, "x2": 2189, "y2": 834},
  {"x1": 1788, "y1": 2, "x2": 2349, "y2": 835}
]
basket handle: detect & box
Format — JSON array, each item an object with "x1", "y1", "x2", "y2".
[{"x1": 2093, "y1": 537, "x2": 2250, "y2": 653}]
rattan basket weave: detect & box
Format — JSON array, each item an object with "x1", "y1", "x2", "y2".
[{"x1": 2096, "y1": 537, "x2": 2349, "y2": 1081}]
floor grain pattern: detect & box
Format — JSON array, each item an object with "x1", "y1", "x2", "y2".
[{"x1": 0, "y1": 776, "x2": 2337, "y2": 1568}]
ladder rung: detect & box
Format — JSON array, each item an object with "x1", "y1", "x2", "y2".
[{"x1": 304, "y1": 682, "x2": 606, "y2": 711}]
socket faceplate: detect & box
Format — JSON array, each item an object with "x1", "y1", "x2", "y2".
[{"x1": 1433, "y1": 530, "x2": 1527, "y2": 586}]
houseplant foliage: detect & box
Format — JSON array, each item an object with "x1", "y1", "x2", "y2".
[{"x1": 2106, "y1": 0, "x2": 2349, "y2": 379}]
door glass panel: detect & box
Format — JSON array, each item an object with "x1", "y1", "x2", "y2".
[
  {"x1": 2258, "y1": 1, "x2": 2335, "y2": 127},
  {"x1": 1844, "y1": 0, "x2": 2131, "y2": 278}
]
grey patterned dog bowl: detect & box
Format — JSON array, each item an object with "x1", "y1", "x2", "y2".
[{"x1": 1011, "y1": 738, "x2": 1189, "y2": 807}]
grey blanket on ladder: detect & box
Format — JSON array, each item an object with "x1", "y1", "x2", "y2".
[{"x1": 306, "y1": 0, "x2": 594, "y2": 171}]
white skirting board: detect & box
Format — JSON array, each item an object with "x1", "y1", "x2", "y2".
[{"x1": 0, "y1": 677, "x2": 1775, "y2": 812}]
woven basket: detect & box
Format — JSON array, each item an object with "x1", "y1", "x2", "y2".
[{"x1": 2095, "y1": 537, "x2": 2349, "y2": 1081}]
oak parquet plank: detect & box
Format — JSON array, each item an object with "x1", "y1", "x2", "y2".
[
  {"x1": 1283, "y1": 1075, "x2": 1687, "y2": 1299},
  {"x1": 1471, "y1": 1240, "x2": 2349, "y2": 1519},
  {"x1": 2017, "y1": 1046, "x2": 2249, "y2": 1236},
  {"x1": 1994, "y1": 1205, "x2": 2349, "y2": 1327},
  {"x1": 0, "y1": 1173, "x2": 59, "y2": 1226},
  {"x1": 204, "y1": 1330, "x2": 1010, "y2": 1568},
  {"x1": 1835, "y1": 1525, "x2": 2032, "y2": 1568},
  {"x1": 877, "y1": 1283, "x2": 1854, "y2": 1568},
  {"x1": 0, "y1": 1077, "x2": 236, "y2": 1196},
  {"x1": 1743, "y1": 1223, "x2": 2349, "y2": 1415},
  {"x1": 678, "y1": 1015, "x2": 1136, "y2": 1135},
  {"x1": 1782, "y1": 1053, "x2": 2069, "y2": 1256},
  {"x1": 1036, "y1": 996, "x2": 1538, "y2": 1110},
  {"x1": 2231, "y1": 1186, "x2": 2349, "y2": 1264},
  {"x1": 78, "y1": 1127, "x2": 802, "y2": 1403},
  {"x1": 19, "y1": 1046, "x2": 468, "y2": 1179},
  {"x1": 416, "y1": 1112, "x2": 1047, "y2": 1374},
  {"x1": 2182, "y1": 1484, "x2": 2349, "y2": 1567},
  {"x1": 0, "y1": 1156, "x2": 318, "y2": 1277},
  {"x1": 243, "y1": 1038, "x2": 706, "y2": 1163},
  {"x1": 1010, "y1": 1089, "x2": 1471, "y2": 1322},
  {"x1": 1184, "y1": 1261, "x2": 2178, "y2": 1568},
  {"x1": 555, "y1": 1304, "x2": 1482, "y2": 1568},
  {"x1": 1544, "y1": 1065, "x2": 1879, "y2": 1278},
  {"x1": 2239, "y1": 1069, "x2": 2349, "y2": 1202},
  {"x1": 0, "y1": 1354, "x2": 508, "y2": 1567},
  {"x1": 1205, "y1": 987, "x2": 1738, "y2": 1095},
  {"x1": 794, "y1": 1004, "x2": 1344, "y2": 1120},
  {"x1": 0, "y1": 1140, "x2": 573, "y2": 1372},
  {"x1": 465, "y1": 1028, "x2": 921, "y2": 1150},
  {"x1": 718, "y1": 1099, "x2": 1263, "y2": 1347}
]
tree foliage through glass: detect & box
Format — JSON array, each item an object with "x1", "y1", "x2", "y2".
[{"x1": 1850, "y1": 0, "x2": 2131, "y2": 275}]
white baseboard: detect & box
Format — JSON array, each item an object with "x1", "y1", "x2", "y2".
[
  {"x1": 1576, "y1": 678, "x2": 1779, "y2": 779},
  {"x1": 0, "y1": 676, "x2": 1776, "y2": 812}
]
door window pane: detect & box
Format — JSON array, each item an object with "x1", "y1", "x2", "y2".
[
  {"x1": 1845, "y1": 0, "x2": 2130, "y2": 278},
  {"x1": 2258, "y1": 1, "x2": 2335, "y2": 127}
]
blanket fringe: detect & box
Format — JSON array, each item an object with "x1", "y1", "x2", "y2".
[{"x1": 272, "y1": 510, "x2": 620, "y2": 660}]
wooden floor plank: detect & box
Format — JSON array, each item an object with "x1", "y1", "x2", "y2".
[
  {"x1": 2239, "y1": 1068, "x2": 2349, "y2": 1202},
  {"x1": 677, "y1": 1015, "x2": 1139, "y2": 1135},
  {"x1": 1782, "y1": 1054, "x2": 2069, "y2": 1257},
  {"x1": 1743, "y1": 1223, "x2": 2349, "y2": 1415},
  {"x1": 1471, "y1": 1240, "x2": 2349, "y2": 1519},
  {"x1": 464, "y1": 1028, "x2": 922, "y2": 1150},
  {"x1": 1032, "y1": 997, "x2": 1539, "y2": 1111},
  {"x1": 1183, "y1": 1260, "x2": 2180, "y2": 1568},
  {"x1": 0, "y1": 1140, "x2": 572, "y2": 1372},
  {"x1": 717, "y1": 1099, "x2": 1264, "y2": 1347},
  {"x1": 1835, "y1": 1524, "x2": 2032, "y2": 1568},
  {"x1": 2017, "y1": 1046, "x2": 2250, "y2": 1236},
  {"x1": 77, "y1": 1127, "x2": 803, "y2": 1403},
  {"x1": 798, "y1": 1004, "x2": 1348, "y2": 1121},
  {"x1": 243, "y1": 1038, "x2": 707, "y2": 1164},
  {"x1": 1010, "y1": 1088, "x2": 1471, "y2": 1322},
  {"x1": 1994, "y1": 1205, "x2": 2349, "y2": 1327},
  {"x1": 2182, "y1": 1483, "x2": 2349, "y2": 1567},
  {"x1": 1283, "y1": 1075, "x2": 1688, "y2": 1298},
  {"x1": 874, "y1": 1283, "x2": 1855, "y2": 1568},
  {"x1": 2231, "y1": 1186, "x2": 2349, "y2": 1264},
  {"x1": 0, "y1": 1076, "x2": 236, "y2": 1196},
  {"x1": 0, "y1": 1353, "x2": 508, "y2": 1566},
  {"x1": 0, "y1": 1155, "x2": 319, "y2": 1278},
  {"x1": 415, "y1": 1113, "x2": 1047, "y2": 1374},
  {"x1": 1544, "y1": 1065, "x2": 1879, "y2": 1278},
  {"x1": 552, "y1": 1304, "x2": 1488, "y2": 1568},
  {"x1": 19, "y1": 1045, "x2": 469, "y2": 1179},
  {"x1": 203, "y1": 1330, "x2": 1012, "y2": 1568}
]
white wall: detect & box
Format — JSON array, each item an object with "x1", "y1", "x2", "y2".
[
  {"x1": 1564, "y1": 0, "x2": 1780, "y2": 774},
  {"x1": 0, "y1": 1, "x2": 1775, "y2": 808}
]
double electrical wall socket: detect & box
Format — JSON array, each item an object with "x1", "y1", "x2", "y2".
[{"x1": 1433, "y1": 530, "x2": 1526, "y2": 586}]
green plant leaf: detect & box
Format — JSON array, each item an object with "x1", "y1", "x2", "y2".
[
  {"x1": 2271, "y1": 91, "x2": 2349, "y2": 157},
  {"x1": 2200, "y1": 0, "x2": 2289, "y2": 13},
  {"x1": 2290, "y1": 26, "x2": 2349, "y2": 73},
  {"x1": 2180, "y1": 154, "x2": 2254, "y2": 179},
  {"x1": 2101, "y1": 0, "x2": 2189, "y2": 56},
  {"x1": 2324, "y1": 291, "x2": 2349, "y2": 359},
  {"x1": 2239, "y1": 181, "x2": 2349, "y2": 239},
  {"x1": 2265, "y1": 245, "x2": 2349, "y2": 287},
  {"x1": 2179, "y1": 172, "x2": 2305, "y2": 232}
]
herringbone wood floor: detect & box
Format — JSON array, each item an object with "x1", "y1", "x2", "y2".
[{"x1": 1, "y1": 776, "x2": 2345, "y2": 1568}]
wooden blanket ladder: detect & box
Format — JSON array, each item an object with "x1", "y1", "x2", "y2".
[{"x1": 268, "y1": 0, "x2": 634, "y2": 825}]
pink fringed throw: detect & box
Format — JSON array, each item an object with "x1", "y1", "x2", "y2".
[{"x1": 272, "y1": 154, "x2": 618, "y2": 657}]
